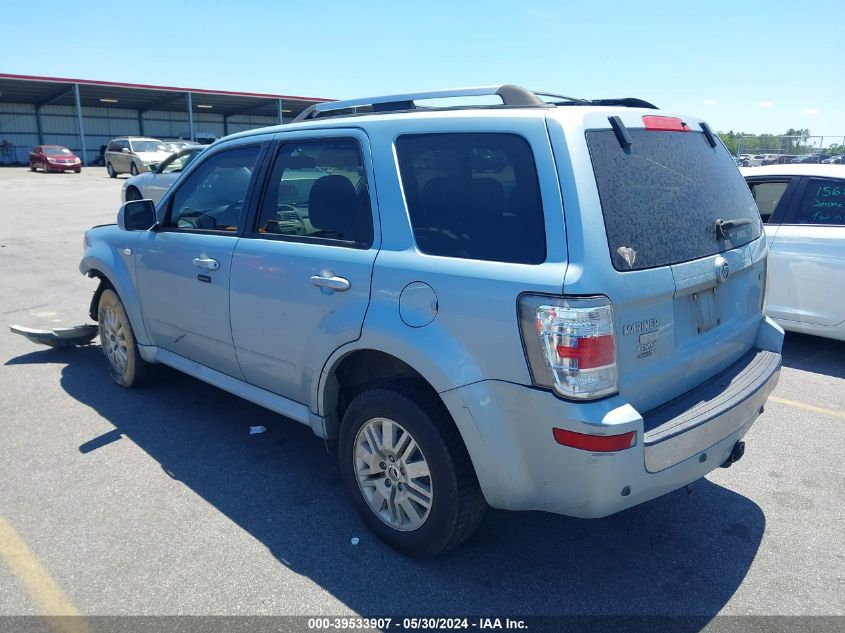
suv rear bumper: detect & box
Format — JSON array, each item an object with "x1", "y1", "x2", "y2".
[{"x1": 441, "y1": 319, "x2": 783, "y2": 518}]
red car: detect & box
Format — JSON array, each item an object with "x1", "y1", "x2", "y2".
[{"x1": 29, "y1": 145, "x2": 82, "y2": 173}]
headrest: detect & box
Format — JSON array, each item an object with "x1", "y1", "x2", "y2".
[{"x1": 308, "y1": 175, "x2": 359, "y2": 240}]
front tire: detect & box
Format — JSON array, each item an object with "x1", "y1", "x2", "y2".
[
  {"x1": 29, "y1": 162, "x2": 36, "y2": 172},
  {"x1": 130, "y1": 162, "x2": 139, "y2": 176},
  {"x1": 107, "y1": 162, "x2": 116, "y2": 178},
  {"x1": 125, "y1": 186, "x2": 142, "y2": 201},
  {"x1": 339, "y1": 381, "x2": 486, "y2": 557},
  {"x1": 97, "y1": 288, "x2": 151, "y2": 388}
]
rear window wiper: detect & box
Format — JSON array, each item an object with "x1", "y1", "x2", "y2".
[{"x1": 714, "y1": 217, "x2": 754, "y2": 240}]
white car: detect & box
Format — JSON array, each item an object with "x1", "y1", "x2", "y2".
[
  {"x1": 122, "y1": 146, "x2": 205, "y2": 204},
  {"x1": 742, "y1": 164, "x2": 845, "y2": 341}
]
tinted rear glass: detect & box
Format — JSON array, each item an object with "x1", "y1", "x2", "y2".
[{"x1": 587, "y1": 130, "x2": 762, "y2": 271}]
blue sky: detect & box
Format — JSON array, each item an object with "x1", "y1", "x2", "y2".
[{"x1": 6, "y1": 0, "x2": 843, "y2": 137}]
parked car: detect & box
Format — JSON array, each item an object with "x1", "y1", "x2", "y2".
[
  {"x1": 104, "y1": 137, "x2": 172, "y2": 178},
  {"x1": 821, "y1": 154, "x2": 844, "y2": 165},
  {"x1": 29, "y1": 145, "x2": 81, "y2": 173},
  {"x1": 161, "y1": 139, "x2": 202, "y2": 153},
  {"x1": 81, "y1": 85, "x2": 783, "y2": 556},
  {"x1": 790, "y1": 154, "x2": 824, "y2": 164},
  {"x1": 742, "y1": 164, "x2": 845, "y2": 341},
  {"x1": 122, "y1": 146, "x2": 205, "y2": 204}
]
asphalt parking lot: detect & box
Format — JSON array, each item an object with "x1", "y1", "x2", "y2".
[{"x1": 0, "y1": 166, "x2": 843, "y2": 625}]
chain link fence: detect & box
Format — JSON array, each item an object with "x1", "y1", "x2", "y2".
[{"x1": 723, "y1": 135, "x2": 845, "y2": 166}]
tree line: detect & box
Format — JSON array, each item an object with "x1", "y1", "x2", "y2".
[{"x1": 717, "y1": 128, "x2": 845, "y2": 156}]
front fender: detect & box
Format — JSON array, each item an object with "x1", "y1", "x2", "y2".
[{"x1": 80, "y1": 228, "x2": 149, "y2": 345}]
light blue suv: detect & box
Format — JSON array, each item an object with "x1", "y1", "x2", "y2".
[{"x1": 81, "y1": 86, "x2": 783, "y2": 556}]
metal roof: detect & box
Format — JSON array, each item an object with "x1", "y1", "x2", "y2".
[{"x1": 0, "y1": 73, "x2": 332, "y2": 118}]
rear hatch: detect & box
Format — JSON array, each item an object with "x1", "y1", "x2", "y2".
[{"x1": 553, "y1": 112, "x2": 767, "y2": 413}]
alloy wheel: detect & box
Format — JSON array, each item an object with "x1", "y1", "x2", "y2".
[
  {"x1": 354, "y1": 417, "x2": 433, "y2": 531},
  {"x1": 100, "y1": 304, "x2": 128, "y2": 376}
]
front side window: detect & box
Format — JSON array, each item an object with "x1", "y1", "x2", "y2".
[
  {"x1": 166, "y1": 145, "x2": 260, "y2": 232},
  {"x1": 749, "y1": 180, "x2": 790, "y2": 223},
  {"x1": 794, "y1": 178, "x2": 845, "y2": 225},
  {"x1": 395, "y1": 133, "x2": 546, "y2": 264},
  {"x1": 255, "y1": 139, "x2": 371, "y2": 244}
]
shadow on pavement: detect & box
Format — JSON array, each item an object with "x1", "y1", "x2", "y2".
[
  {"x1": 8, "y1": 344, "x2": 765, "y2": 625},
  {"x1": 780, "y1": 332, "x2": 845, "y2": 380}
]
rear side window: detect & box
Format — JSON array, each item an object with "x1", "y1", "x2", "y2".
[
  {"x1": 396, "y1": 133, "x2": 546, "y2": 264},
  {"x1": 587, "y1": 130, "x2": 762, "y2": 271},
  {"x1": 749, "y1": 181, "x2": 789, "y2": 223},
  {"x1": 794, "y1": 178, "x2": 845, "y2": 225},
  {"x1": 255, "y1": 139, "x2": 372, "y2": 245}
]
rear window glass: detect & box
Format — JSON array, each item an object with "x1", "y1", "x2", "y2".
[
  {"x1": 587, "y1": 130, "x2": 762, "y2": 271},
  {"x1": 396, "y1": 133, "x2": 546, "y2": 264},
  {"x1": 794, "y1": 178, "x2": 845, "y2": 225}
]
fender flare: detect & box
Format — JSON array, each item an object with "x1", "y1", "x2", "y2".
[{"x1": 80, "y1": 249, "x2": 150, "y2": 346}]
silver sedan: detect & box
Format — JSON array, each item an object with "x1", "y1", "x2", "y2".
[{"x1": 121, "y1": 146, "x2": 205, "y2": 205}]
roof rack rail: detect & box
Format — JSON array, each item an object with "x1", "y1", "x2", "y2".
[
  {"x1": 291, "y1": 85, "x2": 658, "y2": 123},
  {"x1": 587, "y1": 97, "x2": 658, "y2": 110},
  {"x1": 293, "y1": 84, "x2": 546, "y2": 122}
]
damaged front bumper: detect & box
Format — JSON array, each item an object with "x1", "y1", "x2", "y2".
[{"x1": 9, "y1": 324, "x2": 99, "y2": 348}]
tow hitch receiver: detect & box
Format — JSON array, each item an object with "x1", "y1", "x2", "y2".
[
  {"x1": 9, "y1": 324, "x2": 98, "y2": 348},
  {"x1": 720, "y1": 440, "x2": 746, "y2": 468}
]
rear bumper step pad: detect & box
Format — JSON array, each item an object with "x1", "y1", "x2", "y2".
[{"x1": 642, "y1": 348, "x2": 781, "y2": 472}]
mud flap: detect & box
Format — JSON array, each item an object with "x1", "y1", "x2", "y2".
[{"x1": 9, "y1": 324, "x2": 99, "y2": 348}]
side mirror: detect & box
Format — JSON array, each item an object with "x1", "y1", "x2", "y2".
[
  {"x1": 122, "y1": 148, "x2": 131, "y2": 154},
  {"x1": 146, "y1": 163, "x2": 158, "y2": 172},
  {"x1": 117, "y1": 199, "x2": 157, "y2": 231}
]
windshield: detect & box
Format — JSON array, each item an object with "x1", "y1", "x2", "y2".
[
  {"x1": 43, "y1": 147, "x2": 71, "y2": 155},
  {"x1": 131, "y1": 140, "x2": 168, "y2": 153},
  {"x1": 161, "y1": 148, "x2": 204, "y2": 174},
  {"x1": 587, "y1": 129, "x2": 762, "y2": 271}
]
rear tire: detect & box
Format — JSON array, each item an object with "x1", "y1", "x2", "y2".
[
  {"x1": 339, "y1": 380, "x2": 486, "y2": 557},
  {"x1": 130, "y1": 162, "x2": 138, "y2": 176},
  {"x1": 107, "y1": 162, "x2": 116, "y2": 178},
  {"x1": 97, "y1": 288, "x2": 152, "y2": 388}
]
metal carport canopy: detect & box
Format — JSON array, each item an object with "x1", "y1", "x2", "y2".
[{"x1": 0, "y1": 73, "x2": 333, "y2": 164}]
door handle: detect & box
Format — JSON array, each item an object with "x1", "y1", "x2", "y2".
[
  {"x1": 310, "y1": 272, "x2": 351, "y2": 292},
  {"x1": 193, "y1": 257, "x2": 220, "y2": 271}
]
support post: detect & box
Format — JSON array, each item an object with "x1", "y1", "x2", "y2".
[
  {"x1": 277, "y1": 98, "x2": 284, "y2": 125},
  {"x1": 35, "y1": 107, "x2": 44, "y2": 145},
  {"x1": 73, "y1": 83, "x2": 87, "y2": 166},
  {"x1": 138, "y1": 110, "x2": 145, "y2": 137},
  {"x1": 223, "y1": 115, "x2": 229, "y2": 137},
  {"x1": 186, "y1": 92, "x2": 194, "y2": 141}
]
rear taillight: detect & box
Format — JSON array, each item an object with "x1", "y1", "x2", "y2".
[
  {"x1": 642, "y1": 115, "x2": 690, "y2": 132},
  {"x1": 518, "y1": 295, "x2": 618, "y2": 400}
]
